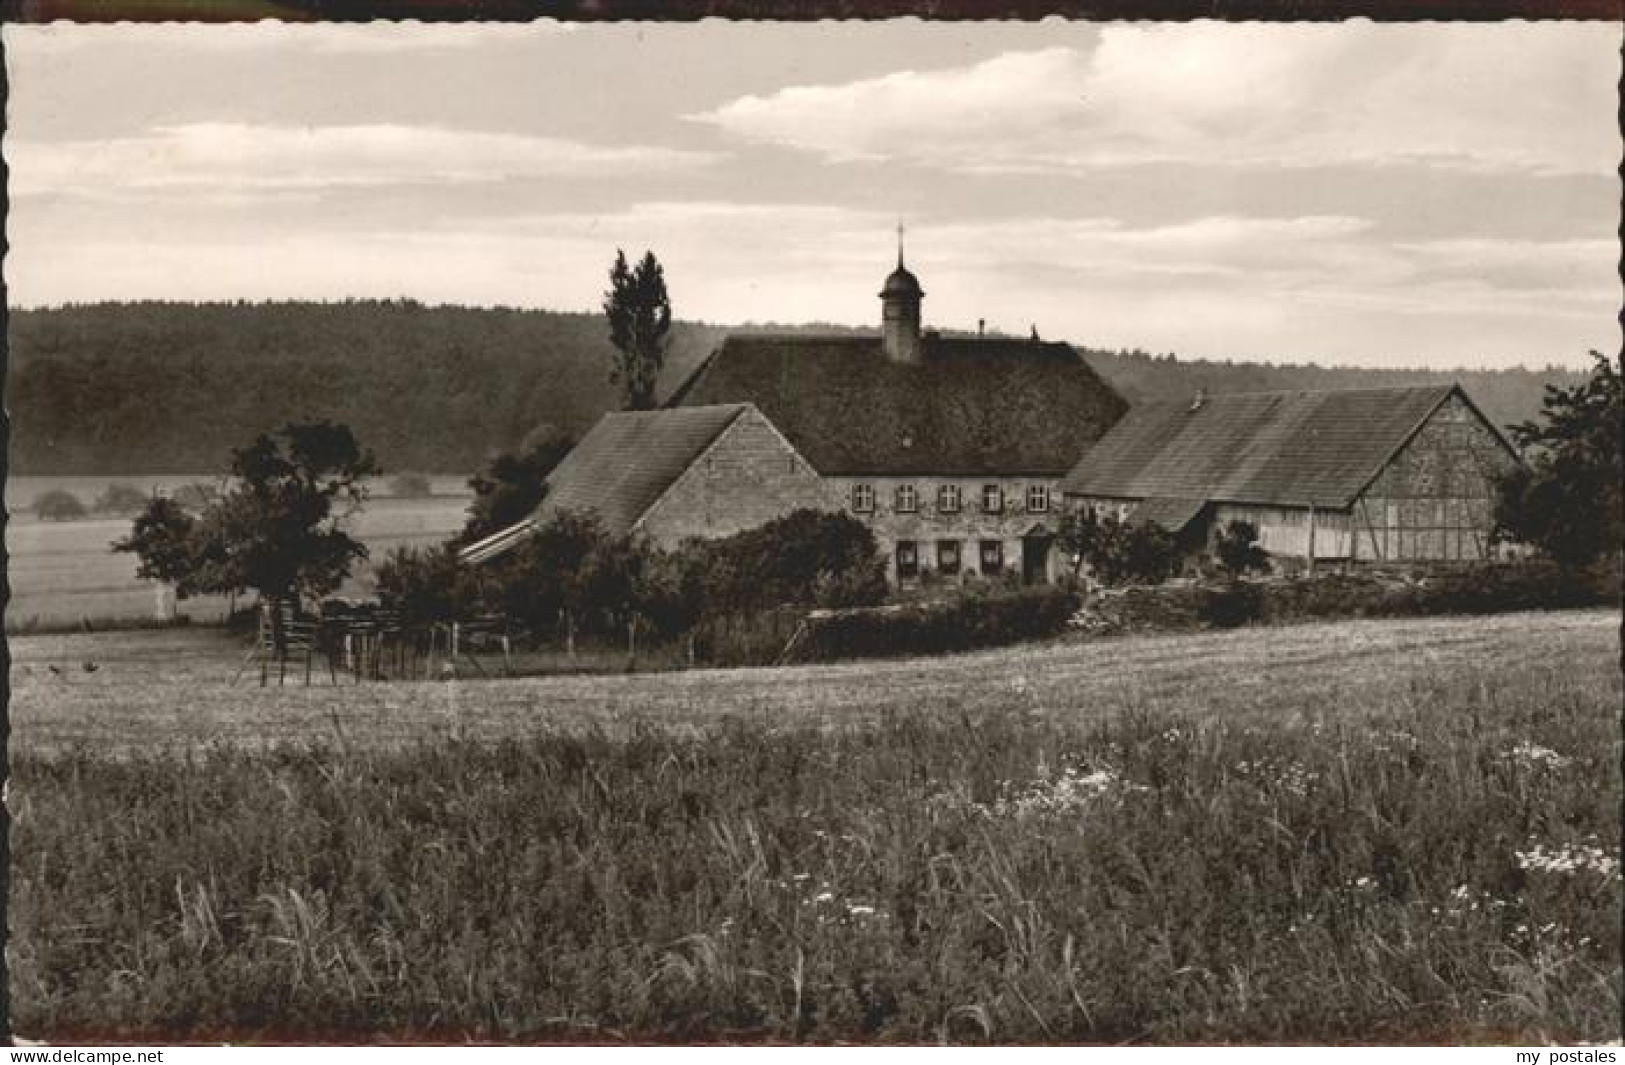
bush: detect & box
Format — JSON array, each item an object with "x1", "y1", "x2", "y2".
[
  {"x1": 94, "y1": 483, "x2": 151, "y2": 516},
  {"x1": 374, "y1": 545, "x2": 481, "y2": 626},
  {"x1": 1212, "y1": 520, "x2": 1269, "y2": 576},
  {"x1": 1059, "y1": 507, "x2": 1182, "y2": 587},
  {"x1": 1078, "y1": 561, "x2": 1614, "y2": 640},
  {"x1": 796, "y1": 585, "x2": 1081, "y2": 663},
  {"x1": 1197, "y1": 581, "x2": 1267, "y2": 628},
  {"x1": 389, "y1": 472, "x2": 434, "y2": 498},
  {"x1": 34, "y1": 489, "x2": 87, "y2": 522},
  {"x1": 691, "y1": 605, "x2": 807, "y2": 668},
  {"x1": 694, "y1": 509, "x2": 888, "y2": 614}
]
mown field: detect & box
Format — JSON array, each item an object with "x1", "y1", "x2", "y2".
[
  {"x1": 6, "y1": 478, "x2": 471, "y2": 629},
  {"x1": 8, "y1": 610, "x2": 1621, "y2": 1044}
]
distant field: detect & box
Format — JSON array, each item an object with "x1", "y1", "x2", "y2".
[
  {"x1": 9, "y1": 610, "x2": 1619, "y2": 1043},
  {"x1": 6, "y1": 481, "x2": 471, "y2": 628}
]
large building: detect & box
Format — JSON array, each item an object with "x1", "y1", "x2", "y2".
[
  {"x1": 664, "y1": 248, "x2": 1128, "y2": 582},
  {"x1": 1057, "y1": 384, "x2": 1521, "y2": 565},
  {"x1": 463, "y1": 246, "x2": 1129, "y2": 582}
]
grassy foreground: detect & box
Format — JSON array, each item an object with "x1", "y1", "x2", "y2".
[{"x1": 9, "y1": 611, "x2": 1621, "y2": 1043}]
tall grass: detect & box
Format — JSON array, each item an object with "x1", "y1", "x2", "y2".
[{"x1": 10, "y1": 661, "x2": 1619, "y2": 1043}]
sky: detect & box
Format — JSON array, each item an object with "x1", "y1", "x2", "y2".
[{"x1": 4, "y1": 21, "x2": 1620, "y2": 369}]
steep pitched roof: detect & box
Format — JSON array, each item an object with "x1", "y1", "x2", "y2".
[
  {"x1": 667, "y1": 334, "x2": 1127, "y2": 476},
  {"x1": 537, "y1": 403, "x2": 751, "y2": 534},
  {"x1": 459, "y1": 403, "x2": 749, "y2": 564},
  {"x1": 1059, "y1": 385, "x2": 1509, "y2": 510}
]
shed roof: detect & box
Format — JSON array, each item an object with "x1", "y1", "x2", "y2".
[
  {"x1": 667, "y1": 334, "x2": 1127, "y2": 476},
  {"x1": 459, "y1": 403, "x2": 749, "y2": 564},
  {"x1": 1059, "y1": 385, "x2": 1504, "y2": 510}
]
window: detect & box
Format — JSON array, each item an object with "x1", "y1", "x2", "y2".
[
  {"x1": 980, "y1": 539, "x2": 1004, "y2": 574},
  {"x1": 895, "y1": 484, "x2": 919, "y2": 513},
  {"x1": 896, "y1": 540, "x2": 919, "y2": 579},
  {"x1": 936, "y1": 539, "x2": 961, "y2": 575},
  {"x1": 938, "y1": 484, "x2": 962, "y2": 513},
  {"x1": 851, "y1": 483, "x2": 875, "y2": 513},
  {"x1": 1026, "y1": 484, "x2": 1050, "y2": 513},
  {"x1": 982, "y1": 484, "x2": 1004, "y2": 513}
]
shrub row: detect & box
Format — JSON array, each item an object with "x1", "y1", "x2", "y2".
[
  {"x1": 1083, "y1": 560, "x2": 1617, "y2": 634},
  {"x1": 795, "y1": 585, "x2": 1082, "y2": 663}
]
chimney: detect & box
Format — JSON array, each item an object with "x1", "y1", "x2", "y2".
[{"x1": 978, "y1": 318, "x2": 985, "y2": 337}]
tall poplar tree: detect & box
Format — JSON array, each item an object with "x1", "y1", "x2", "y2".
[{"x1": 602, "y1": 249, "x2": 672, "y2": 411}]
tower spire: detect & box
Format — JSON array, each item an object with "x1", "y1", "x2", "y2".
[{"x1": 880, "y1": 223, "x2": 924, "y2": 363}]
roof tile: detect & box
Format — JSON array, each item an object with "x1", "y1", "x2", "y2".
[
  {"x1": 1059, "y1": 386, "x2": 1469, "y2": 509},
  {"x1": 668, "y1": 334, "x2": 1127, "y2": 476}
]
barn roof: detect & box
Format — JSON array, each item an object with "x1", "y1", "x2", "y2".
[
  {"x1": 459, "y1": 403, "x2": 749, "y2": 564},
  {"x1": 1058, "y1": 384, "x2": 1505, "y2": 510},
  {"x1": 666, "y1": 334, "x2": 1127, "y2": 476}
]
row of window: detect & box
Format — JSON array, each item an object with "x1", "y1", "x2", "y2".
[
  {"x1": 852, "y1": 483, "x2": 1049, "y2": 516},
  {"x1": 895, "y1": 538, "x2": 1004, "y2": 578}
]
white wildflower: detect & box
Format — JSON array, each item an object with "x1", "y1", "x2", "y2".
[
  {"x1": 1515, "y1": 842, "x2": 1620, "y2": 878},
  {"x1": 979, "y1": 763, "x2": 1149, "y2": 819},
  {"x1": 1502, "y1": 741, "x2": 1573, "y2": 771}
]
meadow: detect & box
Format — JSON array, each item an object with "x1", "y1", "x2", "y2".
[
  {"x1": 7, "y1": 610, "x2": 1621, "y2": 1043},
  {"x1": 6, "y1": 476, "x2": 471, "y2": 629}
]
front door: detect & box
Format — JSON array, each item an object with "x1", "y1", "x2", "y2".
[{"x1": 1022, "y1": 535, "x2": 1052, "y2": 584}]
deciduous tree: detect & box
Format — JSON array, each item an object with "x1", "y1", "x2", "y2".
[
  {"x1": 1495, "y1": 351, "x2": 1622, "y2": 568},
  {"x1": 115, "y1": 420, "x2": 378, "y2": 646},
  {"x1": 458, "y1": 424, "x2": 575, "y2": 545}
]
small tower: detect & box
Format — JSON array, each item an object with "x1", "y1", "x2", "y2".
[{"x1": 880, "y1": 225, "x2": 924, "y2": 364}]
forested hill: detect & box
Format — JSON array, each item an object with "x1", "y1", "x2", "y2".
[{"x1": 7, "y1": 300, "x2": 1586, "y2": 476}]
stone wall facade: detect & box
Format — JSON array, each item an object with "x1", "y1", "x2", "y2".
[
  {"x1": 827, "y1": 474, "x2": 1067, "y2": 583},
  {"x1": 637, "y1": 408, "x2": 835, "y2": 547}
]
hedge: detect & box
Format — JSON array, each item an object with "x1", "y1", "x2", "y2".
[
  {"x1": 793, "y1": 585, "x2": 1082, "y2": 663},
  {"x1": 1083, "y1": 560, "x2": 1618, "y2": 636}
]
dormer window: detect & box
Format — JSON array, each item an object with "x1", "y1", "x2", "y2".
[
  {"x1": 938, "y1": 484, "x2": 962, "y2": 513},
  {"x1": 982, "y1": 484, "x2": 1004, "y2": 514},
  {"x1": 896, "y1": 484, "x2": 918, "y2": 513},
  {"x1": 852, "y1": 483, "x2": 875, "y2": 514},
  {"x1": 1027, "y1": 485, "x2": 1050, "y2": 513}
]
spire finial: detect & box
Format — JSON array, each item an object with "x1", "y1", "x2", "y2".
[{"x1": 896, "y1": 220, "x2": 905, "y2": 268}]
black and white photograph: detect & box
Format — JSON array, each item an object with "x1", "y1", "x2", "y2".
[{"x1": 3, "y1": 18, "x2": 1621, "y2": 1046}]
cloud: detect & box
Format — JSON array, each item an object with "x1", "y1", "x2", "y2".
[
  {"x1": 689, "y1": 24, "x2": 1620, "y2": 177},
  {"x1": 12, "y1": 199, "x2": 1614, "y2": 366},
  {"x1": 8, "y1": 123, "x2": 718, "y2": 199}
]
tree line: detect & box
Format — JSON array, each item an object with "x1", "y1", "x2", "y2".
[{"x1": 10, "y1": 299, "x2": 1587, "y2": 475}]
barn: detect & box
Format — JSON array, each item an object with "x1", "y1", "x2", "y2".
[
  {"x1": 1057, "y1": 384, "x2": 1522, "y2": 566},
  {"x1": 460, "y1": 402, "x2": 832, "y2": 564}
]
